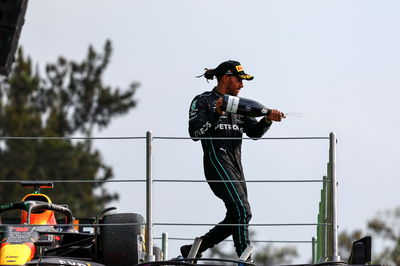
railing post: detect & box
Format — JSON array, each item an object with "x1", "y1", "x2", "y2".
[
  {"x1": 317, "y1": 177, "x2": 326, "y2": 262},
  {"x1": 312, "y1": 236, "x2": 317, "y2": 264},
  {"x1": 328, "y1": 132, "x2": 340, "y2": 261},
  {"x1": 162, "y1": 232, "x2": 168, "y2": 261},
  {"x1": 326, "y1": 170, "x2": 332, "y2": 260},
  {"x1": 145, "y1": 131, "x2": 155, "y2": 262}
]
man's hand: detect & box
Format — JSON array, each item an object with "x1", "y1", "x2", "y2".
[
  {"x1": 266, "y1": 109, "x2": 285, "y2": 122},
  {"x1": 215, "y1": 98, "x2": 224, "y2": 115}
]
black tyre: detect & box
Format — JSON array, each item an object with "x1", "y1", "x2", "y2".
[
  {"x1": 99, "y1": 213, "x2": 145, "y2": 266},
  {"x1": 153, "y1": 246, "x2": 162, "y2": 261}
]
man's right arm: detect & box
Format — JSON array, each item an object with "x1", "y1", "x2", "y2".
[{"x1": 188, "y1": 97, "x2": 220, "y2": 141}]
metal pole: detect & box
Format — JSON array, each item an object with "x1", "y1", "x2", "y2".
[
  {"x1": 312, "y1": 237, "x2": 316, "y2": 264},
  {"x1": 329, "y1": 132, "x2": 340, "y2": 261},
  {"x1": 145, "y1": 131, "x2": 155, "y2": 262},
  {"x1": 326, "y1": 171, "x2": 332, "y2": 259},
  {"x1": 162, "y1": 232, "x2": 168, "y2": 261}
]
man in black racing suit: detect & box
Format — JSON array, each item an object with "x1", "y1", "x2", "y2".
[{"x1": 183, "y1": 60, "x2": 284, "y2": 259}]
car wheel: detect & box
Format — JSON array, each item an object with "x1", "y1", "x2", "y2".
[{"x1": 99, "y1": 213, "x2": 145, "y2": 266}]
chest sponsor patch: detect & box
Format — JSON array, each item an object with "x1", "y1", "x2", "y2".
[{"x1": 215, "y1": 123, "x2": 243, "y2": 132}]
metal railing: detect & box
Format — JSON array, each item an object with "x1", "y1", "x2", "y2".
[
  {"x1": 0, "y1": 131, "x2": 340, "y2": 263},
  {"x1": 315, "y1": 132, "x2": 339, "y2": 263},
  {"x1": 144, "y1": 131, "x2": 339, "y2": 263}
]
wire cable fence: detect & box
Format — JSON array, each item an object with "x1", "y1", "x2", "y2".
[
  {"x1": 0, "y1": 223, "x2": 331, "y2": 228},
  {"x1": 0, "y1": 135, "x2": 329, "y2": 140},
  {"x1": 0, "y1": 179, "x2": 331, "y2": 183},
  {"x1": 154, "y1": 237, "x2": 313, "y2": 244},
  {"x1": 0, "y1": 132, "x2": 339, "y2": 263}
]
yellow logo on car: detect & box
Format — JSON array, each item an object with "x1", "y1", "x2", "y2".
[{"x1": 0, "y1": 243, "x2": 34, "y2": 265}]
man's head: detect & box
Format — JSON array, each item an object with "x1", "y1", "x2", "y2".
[
  {"x1": 214, "y1": 60, "x2": 254, "y2": 81},
  {"x1": 213, "y1": 60, "x2": 253, "y2": 96}
]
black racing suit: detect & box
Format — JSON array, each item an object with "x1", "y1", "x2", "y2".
[{"x1": 188, "y1": 88, "x2": 272, "y2": 256}]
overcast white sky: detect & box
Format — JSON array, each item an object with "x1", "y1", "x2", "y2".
[{"x1": 19, "y1": 0, "x2": 400, "y2": 263}]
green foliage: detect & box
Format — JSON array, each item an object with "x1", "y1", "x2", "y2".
[
  {"x1": 367, "y1": 207, "x2": 400, "y2": 265},
  {"x1": 0, "y1": 40, "x2": 139, "y2": 217},
  {"x1": 338, "y1": 207, "x2": 400, "y2": 265},
  {"x1": 338, "y1": 229, "x2": 363, "y2": 261},
  {"x1": 253, "y1": 245, "x2": 298, "y2": 265}
]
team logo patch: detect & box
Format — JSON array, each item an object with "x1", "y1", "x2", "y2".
[
  {"x1": 191, "y1": 100, "x2": 197, "y2": 111},
  {"x1": 236, "y1": 65, "x2": 244, "y2": 72}
]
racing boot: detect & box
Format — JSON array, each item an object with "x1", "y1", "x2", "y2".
[
  {"x1": 238, "y1": 256, "x2": 255, "y2": 266},
  {"x1": 180, "y1": 244, "x2": 203, "y2": 259}
]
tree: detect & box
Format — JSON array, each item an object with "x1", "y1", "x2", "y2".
[
  {"x1": 367, "y1": 207, "x2": 400, "y2": 265},
  {"x1": 338, "y1": 207, "x2": 400, "y2": 265},
  {"x1": 338, "y1": 229, "x2": 363, "y2": 261},
  {"x1": 0, "y1": 40, "x2": 139, "y2": 217},
  {"x1": 253, "y1": 244, "x2": 298, "y2": 265}
]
